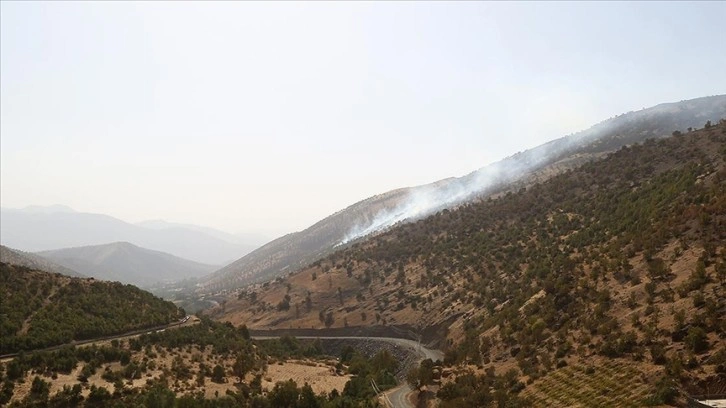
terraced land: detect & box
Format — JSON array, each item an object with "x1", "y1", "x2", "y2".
[{"x1": 522, "y1": 359, "x2": 654, "y2": 408}]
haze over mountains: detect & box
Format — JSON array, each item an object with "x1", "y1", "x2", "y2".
[
  {"x1": 0, "y1": 206, "x2": 263, "y2": 265},
  {"x1": 38, "y1": 241, "x2": 217, "y2": 288},
  {"x1": 3, "y1": 96, "x2": 724, "y2": 295},
  {"x1": 135, "y1": 219, "x2": 268, "y2": 248},
  {"x1": 200, "y1": 95, "x2": 726, "y2": 292},
  {"x1": 0, "y1": 245, "x2": 85, "y2": 278}
]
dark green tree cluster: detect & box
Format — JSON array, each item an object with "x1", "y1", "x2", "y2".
[
  {"x1": 133, "y1": 318, "x2": 250, "y2": 355},
  {"x1": 341, "y1": 348, "x2": 398, "y2": 398},
  {"x1": 436, "y1": 367, "x2": 529, "y2": 408},
  {"x1": 0, "y1": 263, "x2": 183, "y2": 354},
  {"x1": 255, "y1": 335, "x2": 324, "y2": 360},
  {"x1": 2, "y1": 331, "x2": 399, "y2": 408}
]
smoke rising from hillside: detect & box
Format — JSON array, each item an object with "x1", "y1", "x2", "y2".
[
  {"x1": 204, "y1": 95, "x2": 725, "y2": 291},
  {"x1": 339, "y1": 145, "x2": 558, "y2": 245},
  {"x1": 338, "y1": 96, "x2": 726, "y2": 245}
]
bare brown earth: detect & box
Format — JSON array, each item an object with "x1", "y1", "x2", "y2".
[
  {"x1": 6, "y1": 316, "x2": 349, "y2": 404},
  {"x1": 262, "y1": 360, "x2": 350, "y2": 395},
  {"x1": 208, "y1": 123, "x2": 726, "y2": 406},
  {"x1": 212, "y1": 231, "x2": 725, "y2": 407},
  {"x1": 8, "y1": 346, "x2": 347, "y2": 404},
  {"x1": 214, "y1": 238, "x2": 721, "y2": 346}
]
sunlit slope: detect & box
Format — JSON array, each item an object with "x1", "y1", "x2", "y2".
[
  {"x1": 202, "y1": 95, "x2": 726, "y2": 292},
  {"x1": 218, "y1": 121, "x2": 726, "y2": 395},
  {"x1": 0, "y1": 208, "x2": 253, "y2": 265}
]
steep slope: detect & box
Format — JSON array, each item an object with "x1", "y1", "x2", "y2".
[
  {"x1": 0, "y1": 245, "x2": 85, "y2": 278},
  {"x1": 202, "y1": 95, "x2": 726, "y2": 292},
  {"x1": 0, "y1": 207, "x2": 254, "y2": 265},
  {"x1": 202, "y1": 187, "x2": 412, "y2": 291},
  {"x1": 38, "y1": 242, "x2": 217, "y2": 287},
  {"x1": 216, "y1": 121, "x2": 726, "y2": 397},
  {"x1": 0, "y1": 263, "x2": 183, "y2": 354}
]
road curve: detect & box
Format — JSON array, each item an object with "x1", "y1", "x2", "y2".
[
  {"x1": 253, "y1": 335, "x2": 443, "y2": 362},
  {"x1": 253, "y1": 334, "x2": 442, "y2": 408},
  {"x1": 5, "y1": 324, "x2": 437, "y2": 407},
  {"x1": 387, "y1": 383, "x2": 415, "y2": 408}
]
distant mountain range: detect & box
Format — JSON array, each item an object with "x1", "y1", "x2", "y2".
[
  {"x1": 0, "y1": 245, "x2": 85, "y2": 278},
  {"x1": 135, "y1": 219, "x2": 268, "y2": 248},
  {"x1": 200, "y1": 94, "x2": 726, "y2": 292},
  {"x1": 38, "y1": 241, "x2": 217, "y2": 287},
  {"x1": 0, "y1": 206, "x2": 264, "y2": 265}
]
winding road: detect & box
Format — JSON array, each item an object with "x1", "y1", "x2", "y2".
[
  {"x1": 253, "y1": 334, "x2": 443, "y2": 408},
  {"x1": 6, "y1": 324, "x2": 440, "y2": 408},
  {"x1": 380, "y1": 337, "x2": 442, "y2": 408}
]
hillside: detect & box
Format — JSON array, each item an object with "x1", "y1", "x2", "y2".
[
  {"x1": 202, "y1": 188, "x2": 412, "y2": 291},
  {"x1": 0, "y1": 245, "x2": 84, "y2": 278},
  {"x1": 201, "y1": 95, "x2": 726, "y2": 292},
  {"x1": 216, "y1": 121, "x2": 726, "y2": 402},
  {"x1": 37, "y1": 242, "x2": 217, "y2": 288},
  {"x1": 0, "y1": 206, "x2": 256, "y2": 265},
  {"x1": 0, "y1": 317, "x2": 409, "y2": 408},
  {"x1": 0, "y1": 263, "x2": 183, "y2": 354}
]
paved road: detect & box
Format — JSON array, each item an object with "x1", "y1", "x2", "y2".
[
  {"x1": 253, "y1": 334, "x2": 442, "y2": 408},
  {"x1": 0, "y1": 316, "x2": 196, "y2": 361},
  {"x1": 387, "y1": 383, "x2": 415, "y2": 408},
  {"x1": 7, "y1": 327, "x2": 437, "y2": 408},
  {"x1": 375, "y1": 336, "x2": 442, "y2": 408},
  {"x1": 6, "y1": 322, "x2": 435, "y2": 407},
  {"x1": 381, "y1": 336, "x2": 442, "y2": 408}
]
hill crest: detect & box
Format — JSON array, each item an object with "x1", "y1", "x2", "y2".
[
  {"x1": 0, "y1": 208, "x2": 257, "y2": 265},
  {"x1": 0, "y1": 245, "x2": 85, "y2": 278},
  {"x1": 201, "y1": 95, "x2": 726, "y2": 292},
  {"x1": 38, "y1": 241, "x2": 217, "y2": 287}
]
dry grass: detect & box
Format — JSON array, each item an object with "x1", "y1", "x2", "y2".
[
  {"x1": 262, "y1": 359, "x2": 350, "y2": 395},
  {"x1": 521, "y1": 358, "x2": 658, "y2": 408},
  {"x1": 7, "y1": 345, "x2": 348, "y2": 404}
]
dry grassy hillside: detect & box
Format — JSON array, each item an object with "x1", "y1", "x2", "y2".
[
  {"x1": 214, "y1": 121, "x2": 726, "y2": 404},
  {"x1": 201, "y1": 96, "x2": 726, "y2": 293}
]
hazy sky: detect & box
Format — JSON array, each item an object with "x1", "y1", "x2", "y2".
[{"x1": 2, "y1": 2, "x2": 725, "y2": 237}]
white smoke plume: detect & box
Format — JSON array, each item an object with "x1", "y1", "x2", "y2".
[
  {"x1": 339, "y1": 144, "x2": 556, "y2": 245},
  {"x1": 338, "y1": 95, "x2": 726, "y2": 246}
]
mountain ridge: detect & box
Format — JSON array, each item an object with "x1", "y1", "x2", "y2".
[
  {"x1": 200, "y1": 94, "x2": 726, "y2": 292},
  {"x1": 135, "y1": 219, "x2": 269, "y2": 248},
  {"x1": 0, "y1": 207, "x2": 258, "y2": 265},
  {"x1": 0, "y1": 245, "x2": 85, "y2": 278},
  {"x1": 38, "y1": 241, "x2": 217, "y2": 288}
]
